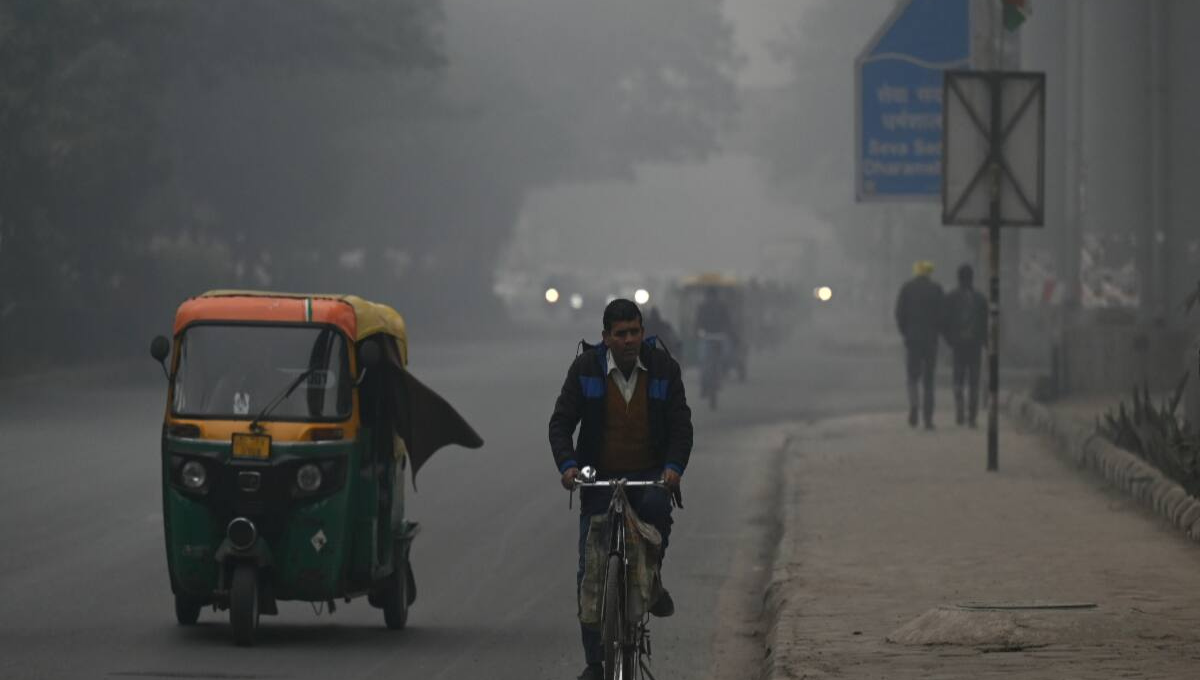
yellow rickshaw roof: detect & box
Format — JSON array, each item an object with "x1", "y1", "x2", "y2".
[
  {"x1": 191, "y1": 290, "x2": 407, "y2": 351},
  {"x1": 679, "y1": 273, "x2": 741, "y2": 288}
]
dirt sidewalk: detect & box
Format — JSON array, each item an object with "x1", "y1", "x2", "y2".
[{"x1": 764, "y1": 410, "x2": 1200, "y2": 679}]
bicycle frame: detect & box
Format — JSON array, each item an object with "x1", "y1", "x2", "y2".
[{"x1": 575, "y1": 472, "x2": 664, "y2": 680}]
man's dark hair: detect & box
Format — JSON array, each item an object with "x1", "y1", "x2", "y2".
[
  {"x1": 603, "y1": 298, "x2": 643, "y2": 332},
  {"x1": 958, "y1": 264, "x2": 974, "y2": 286}
]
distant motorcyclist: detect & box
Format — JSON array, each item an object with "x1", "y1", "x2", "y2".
[
  {"x1": 942, "y1": 264, "x2": 988, "y2": 428},
  {"x1": 644, "y1": 306, "x2": 681, "y2": 356},
  {"x1": 895, "y1": 261, "x2": 944, "y2": 429},
  {"x1": 694, "y1": 287, "x2": 734, "y2": 339},
  {"x1": 694, "y1": 286, "x2": 739, "y2": 393}
]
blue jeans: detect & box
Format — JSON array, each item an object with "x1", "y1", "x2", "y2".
[{"x1": 576, "y1": 469, "x2": 674, "y2": 666}]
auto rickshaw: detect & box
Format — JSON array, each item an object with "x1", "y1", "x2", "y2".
[
  {"x1": 672, "y1": 273, "x2": 749, "y2": 381},
  {"x1": 149, "y1": 291, "x2": 482, "y2": 645}
]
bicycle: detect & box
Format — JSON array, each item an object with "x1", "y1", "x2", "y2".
[{"x1": 574, "y1": 466, "x2": 666, "y2": 680}]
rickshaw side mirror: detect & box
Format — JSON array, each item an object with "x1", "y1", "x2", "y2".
[{"x1": 149, "y1": 335, "x2": 170, "y2": 380}]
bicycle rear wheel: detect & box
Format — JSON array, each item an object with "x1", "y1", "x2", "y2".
[{"x1": 602, "y1": 554, "x2": 639, "y2": 679}]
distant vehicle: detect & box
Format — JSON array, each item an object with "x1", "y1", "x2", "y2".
[
  {"x1": 149, "y1": 291, "x2": 482, "y2": 645},
  {"x1": 672, "y1": 273, "x2": 748, "y2": 382}
]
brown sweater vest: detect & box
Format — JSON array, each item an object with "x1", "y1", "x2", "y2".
[{"x1": 600, "y1": 372, "x2": 654, "y2": 474}]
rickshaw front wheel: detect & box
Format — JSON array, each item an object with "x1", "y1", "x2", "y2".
[
  {"x1": 382, "y1": 553, "x2": 409, "y2": 630},
  {"x1": 174, "y1": 594, "x2": 202, "y2": 626},
  {"x1": 230, "y1": 564, "x2": 260, "y2": 646}
]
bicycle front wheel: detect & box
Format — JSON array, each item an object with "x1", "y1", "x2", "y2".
[{"x1": 601, "y1": 554, "x2": 639, "y2": 679}]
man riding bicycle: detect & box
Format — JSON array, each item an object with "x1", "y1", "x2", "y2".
[{"x1": 550, "y1": 299, "x2": 694, "y2": 680}]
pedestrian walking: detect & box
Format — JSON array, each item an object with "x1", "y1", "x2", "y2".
[
  {"x1": 895, "y1": 260, "x2": 944, "y2": 429},
  {"x1": 943, "y1": 264, "x2": 988, "y2": 427}
]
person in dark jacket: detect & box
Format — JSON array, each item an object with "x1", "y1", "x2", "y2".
[
  {"x1": 550, "y1": 298, "x2": 693, "y2": 680},
  {"x1": 942, "y1": 264, "x2": 989, "y2": 427},
  {"x1": 895, "y1": 260, "x2": 944, "y2": 429},
  {"x1": 644, "y1": 305, "x2": 681, "y2": 357}
]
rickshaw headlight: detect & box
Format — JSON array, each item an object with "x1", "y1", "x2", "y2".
[
  {"x1": 181, "y1": 460, "x2": 207, "y2": 490},
  {"x1": 296, "y1": 464, "x2": 323, "y2": 492}
]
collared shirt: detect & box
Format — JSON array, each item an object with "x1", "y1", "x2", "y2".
[{"x1": 606, "y1": 348, "x2": 646, "y2": 405}]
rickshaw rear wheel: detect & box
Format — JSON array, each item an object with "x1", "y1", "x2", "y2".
[
  {"x1": 174, "y1": 594, "x2": 202, "y2": 626},
  {"x1": 230, "y1": 564, "x2": 259, "y2": 646},
  {"x1": 382, "y1": 554, "x2": 409, "y2": 630}
]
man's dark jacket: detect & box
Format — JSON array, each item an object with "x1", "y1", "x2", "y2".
[
  {"x1": 549, "y1": 339, "x2": 693, "y2": 476},
  {"x1": 895, "y1": 275, "x2": 945, "y2": 350}
]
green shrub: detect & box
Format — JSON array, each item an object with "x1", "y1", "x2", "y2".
[
  {"x1": 1097, "y1": 279, "x2": 1200, "y2": 495},
  {"x1": 1098, "y1": 377, "x2": 1200, "y2": 496}
]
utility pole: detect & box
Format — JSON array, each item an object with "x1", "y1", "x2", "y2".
[
  {"x1": 982, "y1": 0, "x2": 1005, "y2": 471},
  {"x1": 1148, "y1": 1, "x2": 1170, "y2": 323},
  {"x1": 1060, "y1": 0, "x2": 1085, "y2": 394}
]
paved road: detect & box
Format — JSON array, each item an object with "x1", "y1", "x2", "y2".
[{"x1": 0, "y1": 326, "x2": 901, "y2": 680}]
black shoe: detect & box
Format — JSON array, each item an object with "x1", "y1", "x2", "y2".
[
  {"x1": 908, "y1": 409, "x2": 918, "y2": 428},
  {"x1": 577, "y1": 664, "x2": 603, "y2": 680},
  {"x1": 649, "y1": 588, "x2": 675, "y2": 617}
]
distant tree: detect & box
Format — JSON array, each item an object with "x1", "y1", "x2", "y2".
[
  {"x1": 0, "y1": 0, "x2": 444, "y2": 366},
  {"x1": 751, "y1": 0, "x2": 885, "y2": 216},
  {"x1": 0, "y1": 0, "x2": 741, "y2": 367},
  {"x1": 333, "y1": 0, "x2": 742, "y2": 323},
  {"x1": 749, "y1": 0, "x2": 971, "y2": 281}
]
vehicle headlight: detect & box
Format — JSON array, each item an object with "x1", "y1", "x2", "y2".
[
  {"x1": 181, "y1": 460, "x2": 207, "y2": 489},
  {"x1": 296, "y1": 463, "x2": 323, "y2": 492}
]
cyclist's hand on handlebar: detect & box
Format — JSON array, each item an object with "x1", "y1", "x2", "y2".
[
  {"x1": 561, "y1": 466, "x2": 580, "y2": 490},
  {"x1": 663, "y1": 468, "x2": 682, "y2": 490}
]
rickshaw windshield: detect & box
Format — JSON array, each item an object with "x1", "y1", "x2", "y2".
[{"x1": 172, "y1": 324, "x2": 353, "y2": 421}]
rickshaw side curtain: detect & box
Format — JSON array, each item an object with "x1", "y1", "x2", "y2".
[
  {"x1": 371, "y1": 338, "x2": 482, "y2": 484},
  {"x1": 391, "y1": 367, "x2": 484, "y2": 483},
  {"x1": 363, "y1": 334, "x2": 483, "y2": 484}
]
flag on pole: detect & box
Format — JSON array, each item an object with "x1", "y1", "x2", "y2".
[{"x1": 1002, "y1": 0, "x2": 1031, "y2": 32}]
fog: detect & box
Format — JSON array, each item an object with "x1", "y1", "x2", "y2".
[
  {"x1": 4, "y1": 3, "x2": 1200, "y2": 678},
  {"x1": 0, "y1": 0, "x2": 915, "y2": 372},
  {"x1": 2, "y1": 0, "x2": 1193, "y2": 372}
]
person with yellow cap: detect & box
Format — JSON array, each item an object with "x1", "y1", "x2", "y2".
[{"x1": 895, "y1": 260, "x2": 944, "y2": 429}]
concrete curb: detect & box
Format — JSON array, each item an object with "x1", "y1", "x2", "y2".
[
  {"x1": 759, "y1": 434, "x2": 815, "y2": 680},
  {"x1": 1003, "y1": 392, "x2": 1200, "y2": 542}
]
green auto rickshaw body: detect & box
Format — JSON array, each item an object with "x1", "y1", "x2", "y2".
[{"x1": 156, "y1": 291, "x2": 481, "y2": 640}]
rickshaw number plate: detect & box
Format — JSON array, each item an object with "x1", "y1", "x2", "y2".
[{"x1": 232, "y1": 433, "x2": 271, "y2": 459}]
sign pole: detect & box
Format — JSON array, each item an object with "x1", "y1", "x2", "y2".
[
  {"x1": 987, "y1": 218, "x2": 1001, "y2": 471},
  {"x1": 986, "y1": 72, "x2": 1002, "y2": 472},
  {"x1": 943, "y1": 68, "x2": 1044, "y2": 474}
]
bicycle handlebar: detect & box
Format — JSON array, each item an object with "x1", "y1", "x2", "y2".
[{"x1": 573, "y1": 478, "x2": 665, "y2": 489}]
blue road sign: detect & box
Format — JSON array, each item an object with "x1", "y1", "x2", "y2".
[{"x1": 856, "y1": 0, "x2": 971, "y2": 201}]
